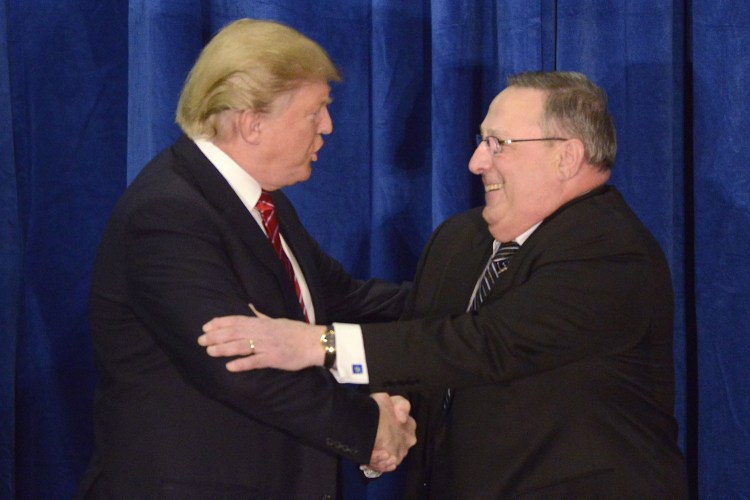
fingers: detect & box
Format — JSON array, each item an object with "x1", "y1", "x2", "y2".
[
  {"x1": 372, "y1": 393, "x2": 412, "y2": 424},
  {"x1": 370, "y1": 392, "x2": 392, "y2": 407},
  {"x1": 367, "y1": 447, "x2": 397, "y2": 473},
  {"x1": 225, "y1": 354, "x2": 268, "y2": 372},
  {"x1": 203, "y1": 338, "x2": 255, "y2": 357},
  {"x1": 368, "y1": 457, "x2": 397, "y2": 473},
  {"x1": 200, "y1": 308, "x2": 271, "y2": 340},
  {"x1": 198, "y1": 313, "x2": 322, "y2": 372},
  {"x1": 390, "y1": 395, "x2": 411, "y2": 423},
  {"x1": 198, "y1": 315, "x2": 261, "y2": 348},
  {"x1": 200, "y1": 314, "x2": 250, "y2": 333},
  {"x1": 247, "y1": 303, "x2": 270, "y2": 318},
  {"x1": 369, "y1": 393, "x2": 417, "y2": 473}
]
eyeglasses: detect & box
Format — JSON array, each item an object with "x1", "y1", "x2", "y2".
[{"x1": 475, "y1": 134, "x2": 569, "y2": 156}]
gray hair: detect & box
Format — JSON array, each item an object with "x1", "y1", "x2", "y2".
[{"x1": 508, "y1": 71, "x2": 616, "y2": 170}]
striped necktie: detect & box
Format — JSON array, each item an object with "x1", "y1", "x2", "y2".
[
  {"x1": 471, "y1": 241, "x2": 520, "y2": 311},
  {"x1": 444, "y1": 241, "x2": 520, "y2": 411},
  {"x1": 255, "y1": 191, "x2": 309, "y2": 322}
]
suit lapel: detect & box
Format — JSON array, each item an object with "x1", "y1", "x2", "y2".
[
  {"x1": 446, "y1": 247, "x2": 493, "y2": 312},
  {"x1": 170, "y1": 137, "x2": 303, "y2": 315},
  {"x1": 426, "y1": 218, "x2": 495, "y2": 315}
]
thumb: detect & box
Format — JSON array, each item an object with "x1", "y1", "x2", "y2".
[
  {"x1": 390, "y1": 395, "x2": 411, "y2": 423},
  {"x1": 248, "y1": 303, "x2": 271, "y2": 319}
]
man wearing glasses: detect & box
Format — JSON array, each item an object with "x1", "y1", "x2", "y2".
[{"x1": 199, "y1": 71, "x2": 688, "y2": 498}]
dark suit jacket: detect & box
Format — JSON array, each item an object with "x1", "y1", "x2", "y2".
[
  {"x1": 362, "y1": 186, "x2": 687, "y2": 499},
  {"x1": 77, "y1": 136, "x2": 409, "y2": 499}
]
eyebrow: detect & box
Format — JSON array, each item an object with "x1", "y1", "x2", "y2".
[{"x1": 312, "y1": 97, "x2": 333, "y2": 111}]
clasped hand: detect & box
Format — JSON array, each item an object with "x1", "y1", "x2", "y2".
[
  {"x1": 368, "y1": 393, "x2": 417, "y2": 473},
  {"x1": 197, "y1": 308, "x2": 417, "y2": 473}
]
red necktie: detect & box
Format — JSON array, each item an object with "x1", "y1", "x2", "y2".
[{"x1": 255, "y1": 191, "x2": 309, "y2": 322}]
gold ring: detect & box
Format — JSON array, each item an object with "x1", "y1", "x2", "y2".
[{"x1": 248, "y1": 339, "x2": 256, "y2": 354}]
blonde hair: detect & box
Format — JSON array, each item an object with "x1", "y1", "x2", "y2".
[
  {"x1": 176, "y1": 19, "x2": 341, "y2": 139},
  {"x1": 508, "y1": 71, "x2": 617, "y2": 171}
]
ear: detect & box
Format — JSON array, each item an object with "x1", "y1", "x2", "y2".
[
  {"x1": 236, "y1": 109, "x2": 264, "y2": 145},
  {"x1": 557, "y1": 138, "x2": 585, "y2": 180}
]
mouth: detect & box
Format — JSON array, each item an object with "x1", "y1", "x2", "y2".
[
  {"x1": 312, "y1": 141, "x2": 323, "y2": 162},
  {"x1": 484, "y1": 183, "x2": 505, "y2": 192},
  {"x1": 312, "y1": 147, "x2": 322, "y2": 162}
]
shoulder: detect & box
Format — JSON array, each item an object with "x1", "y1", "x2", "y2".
[
  {"x1": 417, "y1": 206, "x2": 489, "y2": 262},
  {"x1": 432, "y1": 207, "x2": 487, "y2": 241},
  {"x1": 535, "y1": 186, "x2": 663, "y2": 260},
  {"x1": 108, "y1": 147, "x2": 221, "y2": 236}
]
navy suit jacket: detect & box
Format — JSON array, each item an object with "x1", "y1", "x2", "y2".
[
  {"x1": 78, "y1": 136, "x2": 408, "y2": 499},
  {"x1": 362, "y1": 186, "x2": 688, "y2": 499}
]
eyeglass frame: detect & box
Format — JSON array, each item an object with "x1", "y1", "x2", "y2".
[{"x1": 475, "y1": 134, "x2": 569, "y2": 156}]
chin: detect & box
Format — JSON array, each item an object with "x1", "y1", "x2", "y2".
[
  {"x1": 481, "y1": 206, "x2": 494, "y2": 224},
  {"x1": 482, "y1": 205, "x2": 507, "y2": 227},
  {"x1": 296, "y1": 164, "x2": 312, "y2": 180}
]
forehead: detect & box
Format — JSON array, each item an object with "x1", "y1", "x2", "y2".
[
  {"x1": 481, "y1": 87, "x2": 547, "y2": 135},
  {"x1": 291, "y1": 80, "x2": 331, "y2": 106},
  {"x1": 272, "y1": 80, "x2": 331, "y2": 115}
]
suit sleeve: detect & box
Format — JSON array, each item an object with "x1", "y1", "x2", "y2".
[
  {"x1": 273, "y1": 193, "x2": 411, "y2": 324},
  {"x1": 120, "y1": 194, "x2": 378, "y2": 464},
  {"x1": 360, "y1": 212, "x2": 666, "y2": 392}
]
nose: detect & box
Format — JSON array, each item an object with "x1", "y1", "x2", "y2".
[
  {"x1": 468, "y1": 142, "x2": 490, "y2": 175},
  {"x1": 318, "y1": 105, "x2": 333, "y2": 135}
]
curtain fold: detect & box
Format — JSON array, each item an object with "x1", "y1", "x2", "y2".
[
  {"x1": 1, "y1": 1, "x2": 19, "y2": 496},
  {"x1": 693, "y1": 1, "x2": 750, "y2": 496},
  {"x1": 3, "y1": 1, "x2": 749, "y2": 498},
  {"x1": 2, "y1": 1, "x2": 128, "y2": 498}
]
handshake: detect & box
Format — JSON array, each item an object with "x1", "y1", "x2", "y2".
[
  {"x1": 197, "y1": 312, "x2": 417, "y2": 475},
  {"x1": 366, "y1": 393, "x2": 417, "y2": 476}
]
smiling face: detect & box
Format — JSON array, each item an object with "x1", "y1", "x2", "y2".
[
  {"x1": 469, "y1": 86, "x2": 571, "y2": 242},
  {"x1": 252, "y1": 80, "x2": 333, "y2": 191}
]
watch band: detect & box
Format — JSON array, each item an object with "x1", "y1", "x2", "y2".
[{"x1": 320, "y1": 324, "x2": 336, "y2": 369}]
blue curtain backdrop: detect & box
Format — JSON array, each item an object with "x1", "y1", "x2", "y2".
[{"x1": 2, "y1": 0, "x2": 748, "y2": 498}]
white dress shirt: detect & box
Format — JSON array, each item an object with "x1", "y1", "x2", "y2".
[{"x1": 194, "y1": 139, "x2": 316, "y2": 324}]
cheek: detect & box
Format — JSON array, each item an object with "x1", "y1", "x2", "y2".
[
  {"x1": 291, "y1": 125, "x2": 318, "y2": 152},
  {"x1": 483, "y1": 191, "x2": 509, "y2": 219}
]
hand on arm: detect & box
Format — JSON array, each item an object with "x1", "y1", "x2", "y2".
[
  {"x1": 199, "y1": 309, "x2": 416, "y2": 474},
  {"x1": 198, "y1": 308, "x2": 324, "y2": 371},
  {"x1": 366, "y1": 393, "x2": 417, "y2": 474}
]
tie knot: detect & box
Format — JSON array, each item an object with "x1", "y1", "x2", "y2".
[
  {"x1": 256, "y1": 190, "x2": 275, "y2": 214},
  {"x1": 494, "y1": 241, "x2": 520, "y2": 260}
]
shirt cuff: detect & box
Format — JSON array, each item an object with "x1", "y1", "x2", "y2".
[{"x1": 330, "y1": 322, "x2": 369, "y2": 384}]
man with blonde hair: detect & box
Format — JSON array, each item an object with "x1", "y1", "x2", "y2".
[{"x1": 77, "y1": 19, "x2": 415, "y2": 499}]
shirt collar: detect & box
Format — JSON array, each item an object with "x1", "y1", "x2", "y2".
[
  {"x1": 194, "y1": 138, "x2": 263, "y2": 213},
  {"x1": 493, "y1": 221, "x2": 542, "y2": 250}
]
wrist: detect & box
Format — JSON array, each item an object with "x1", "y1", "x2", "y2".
[{"x1": 320, "y1": 324, "x2": 336, "y2": 369}]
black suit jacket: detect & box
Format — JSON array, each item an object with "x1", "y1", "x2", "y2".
[
  {"x1": 78, "y1": 136, "x2": 409, "y2": 499},
  {"x1": 362, "y1": 186, "x2": 687, "y2": 499}
]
